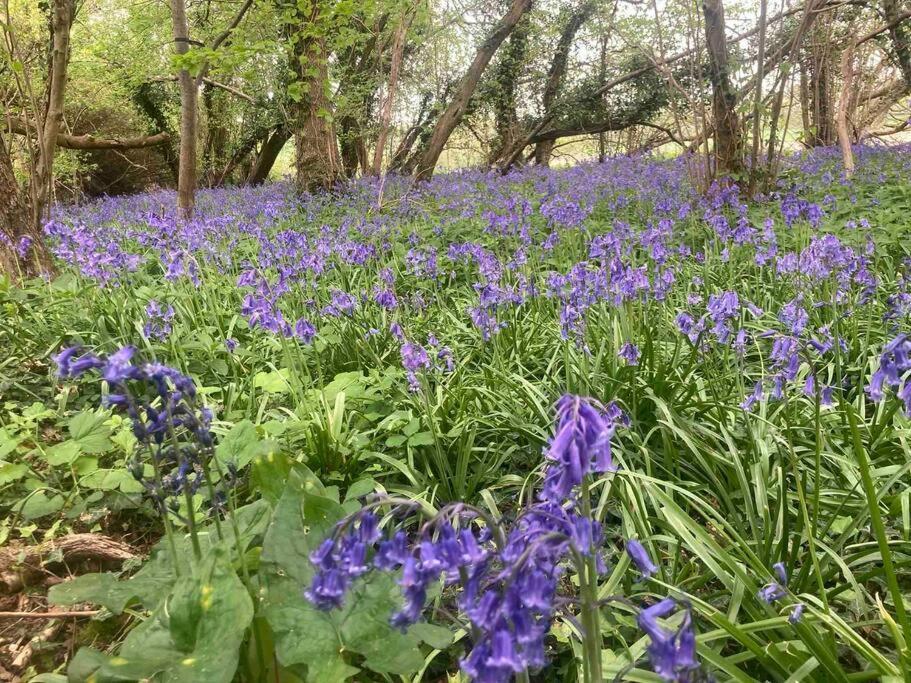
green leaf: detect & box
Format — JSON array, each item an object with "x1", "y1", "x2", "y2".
[
  {"x1": 15, "y1": 491, "x2": 64, "y2": 520},
  {"x1": 254, "y1": 369, "x2": 291, "y2": 394},
  {"x1": 407, "y1": 432, "x2": 435, "y2": 447},
  {"x1": 343, "y1": 477, "x2": 376, "y2": 502},
  {"x1": 251, "y1": 450, "x2": 293, "y2": 504},
  {"x1": 68, "y1": 411, "x2": 112, "y2": 454},
  {"x1": 0, "y1": 428, "x2": 21, "y2": 458},
  {"x1": 50, "y1": 573, "x2": 142, "y2": 615},
  {"x1": 0, "y1": 462, "x2": 28, "y2": 485},
  {"x1": 43, "y1": 441, "x2": 82, "y2": 466},
  {"x1": 67, "y1": 549, "x2": 253, "y2": 683},
  {"x1": 79, "y1": 469, "x2": 144, "y2": 493},
  {"x1": 216, "y1": 420, "x2": 271, "y2": 470}
]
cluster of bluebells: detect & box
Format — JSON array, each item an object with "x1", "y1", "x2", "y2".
[
  {"x1": 866, "y1": 333, "x2": 911, "y2": 415},
  {"x1": 757, "y1": 562, "x2": 805, "y2": 625},
  {"x1": 399, "y1": 334, "x2": 455, "y2": 392},
  {"x1": 54, "y1": 345, "x2": 237, "y2": 519},
  {"x1": 305, "y1": 395, "x2": 700, "y2": 681},
  {"x1": 143, "y1": 300, "x2": 175, "y2": 341}
]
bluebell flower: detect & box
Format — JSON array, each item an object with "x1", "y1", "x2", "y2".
[
  {"x1": 627, "y1": 539, "x2": 658, "y2": 579},
  {"x1": 103, "y1": 346, "x2": 138, "y2": 384},
  {"x1": 619, "y1": 342, "x2": 640, "y2": 366},
  {"x1": 638, "y1": 598, "x2": 699, "y2": 681},
  {"x1": 542, "y1": 395, "x2": 618, "y2": 502}
]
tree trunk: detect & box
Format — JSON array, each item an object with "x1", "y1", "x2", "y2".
[
  {"x1": 289, "y1": 4, "x2": 340, "y2": 193},
  {"x1": 836, "y1": 43, "x2": 857, "y2": 176},
  {"x1": 0, "y1": 135, "x2": 51, "y2": 278},
  {"x1": 702, "y1": 0, "x2": 743, "y2": 177},
  {"x1": 338, "y1": 116, "x2": 368, "y2": 178},
  {"x1": 202, "y1": 86, "x2": 229, "y2": 187},
  {"x1": 803, "y1": 19, "x2": 836, "y2": 146},
  {"x1": 412, "y1": 0, "x2": 533, "y2": 181},
  {"x1": 247, "y1": 126, "x2": 291, "y2": 185},
  {"x1": 534, "y1": 2, "x2": 596, "y2": 166},
  {"x1": 33, "y1": 0, "x2": 75, "y2": 230},
  {"x1": 170, "y1": 0, "x2": 198, "y2": 220},
  {"x1": 372, "y1": 14, "x2": 410, "y2": 175}
]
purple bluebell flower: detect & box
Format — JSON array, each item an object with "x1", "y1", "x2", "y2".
[
  {"x1": 542, "y1": 395, "x2": 618, "y2": 502},
  {"x1": 626, "y1": 539, "x2": 658, "y2": 579},
  {"x1": 867, "y1": 334, "x2": 911, "y2": 414},
  {"x1": 103, "y1": 346, "x2": 139, "y2": 384},
  {"x1": 54, "y1": 346, "x2": 104, "y2": 378},
  {"x1": 638, "y1": 598, "x2": 699, "y2": 681},
  {"x1": 143, "y1": 301, "x2": 175, "y2": 341},
  {"x1": 401, "y1": 341, "x2": 431, "y2": 392},
  {"x1": 619, "y1": 342, "x2": 640, "y2": 366}
]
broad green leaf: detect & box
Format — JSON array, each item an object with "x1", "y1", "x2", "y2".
[
  {"x1": 43, "y1": 440, "x2": 82, "y2": 466},
  {"x1": 68, "y1": 411, "x2": 112, "y2": 454},
  {"x1": 0, "y1": 462, "x2": 28, "y2": 485},
  {"x1": 67, "y1": 549, "x2": 253, "y2": 683},
  {"x1": 216, "y1": 420, "x2": 271, "y2": 470},
  {"x1": 254, "y1": 369, "x2": 291, "y2": 394},
  {"x1": 14, "y1": 491, "x2": 64, "y2": 520}
]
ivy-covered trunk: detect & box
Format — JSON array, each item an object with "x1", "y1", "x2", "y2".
[{"x1": 288, "y1": 2, "x2": 340, "y2": 193}]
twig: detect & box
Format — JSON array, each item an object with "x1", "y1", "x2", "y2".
[{"x1": 0, "y1": 610, "x2": 100, "y2": 619}]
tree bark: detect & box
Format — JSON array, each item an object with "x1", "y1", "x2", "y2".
[
  {"x1": 170, "y1": 0, "x2": 198, "y2": 220},
  {"x1": 372, "y1": 14, "x2": 410, "y2": 175},
  {"x1": 289, "y1": 3, "x2": 341, "y2": 193},
  {"x1": 487, "y1": 14, "x2": 531, "y2": 166},
  {"x1": 803, "y1": 19, "x2": 836, "y2": 146},
  {"x1": 884, "y1": 0, "x2": 911, "y2": 90},
  {"x1": 338, "y1": 115, "x2": 369, "y2": 178},
  {"x1": 702, "y1": 0, "x2": 743, "y2": 177},
  {"x1": 7, "y1": 118, "x2": 170, "y2": 150},
  {"x1": 412, "y1": 0, "x2": 533, "y2": 181},
  {"x1": 837, "y1": 43, "x2": 857, "y2": 176},
  {"x1": 534, "y1": 2, "x2": 596, "y2": 166},
  {"x1": 33, "y1": 0, "x2": 75, "y2": 231},
  {"x1": 247, "y1": 126, "x2": 291, "y2": 185}
]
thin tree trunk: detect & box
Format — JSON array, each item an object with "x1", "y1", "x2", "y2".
[
  {"x1": 837, "y1": 42, "x2": 857, "y2": 176},
  {"x1": 702, "y1": 0, "x2": 743, "y2": 177},
  {"x1": 748, "y1": 0, "x2": 768, "y2": 192},
  {"x1": 372, "y1": 13, "x2": 410, "y2": 175},
  {"x1": 804, "y1": 18, "x2": 836, "y2": 146},
  {"x1": 170, "y1": 0, "x2": 197, "y2": 220},
  {"x1": 33, "y1": 0, "x2": 74, "y2": 230},
  {"x1": 412, "y1": 0, "x2": 532, "y2": 181}
]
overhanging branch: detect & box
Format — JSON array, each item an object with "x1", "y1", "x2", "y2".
[{"x1": 7, "y1": 118, "x2": 170, "y2": 150}]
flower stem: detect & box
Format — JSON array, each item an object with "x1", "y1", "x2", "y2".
[{"x1": 579, "y1": 478, "x2": 603, "y2": 683}]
